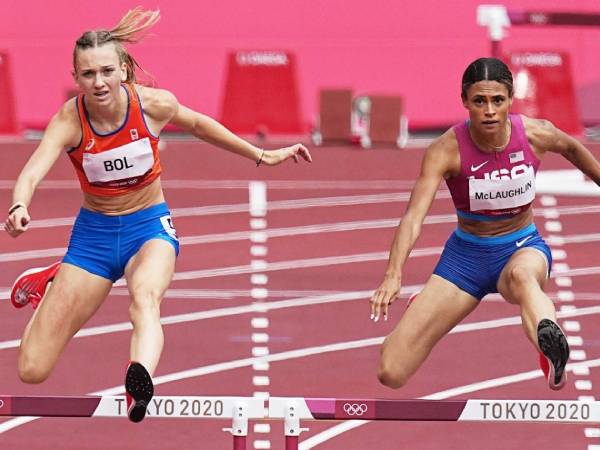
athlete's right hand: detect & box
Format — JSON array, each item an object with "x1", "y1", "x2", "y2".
[
  {"x1": 5, "y1": 206, "x2": 30, "y2": 238},
  {"x1": 370, "y1": 274, "x2": 401, "y2": 322}
]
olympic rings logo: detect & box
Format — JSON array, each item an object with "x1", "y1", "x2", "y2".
[
  {"x1": 0, "y1": 400, "x2": 4, "y2": 409},
  {"x1": 343, "y1": 403, "x2": 368, "y2": 416}
]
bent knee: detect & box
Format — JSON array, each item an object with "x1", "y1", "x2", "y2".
[
  {"x1": 377, "y1": 361, "x2": 409, "y2": 389},
  {"x1": 129, "y1": 296, "x2": 161, "y2": 321},
  {"x1": 18, "y1": 358, "x2": 50, "y2": 384},
  {"x1": 505, "y1": 263, "x2": 539, "y2": 288}
]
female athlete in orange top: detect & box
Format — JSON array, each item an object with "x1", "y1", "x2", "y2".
[{"x1": 4, "y1": 8, "x2": 311, "y2": 422}]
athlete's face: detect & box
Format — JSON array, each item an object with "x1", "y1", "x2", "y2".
[
  {"x1": 462, "y1": 81, "x2": 513, "y2": 136},
  {"x1": 73, "y1": 44, "x2": 127, "y2": 105}
]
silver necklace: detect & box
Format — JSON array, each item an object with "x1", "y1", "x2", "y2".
[{"x1": 469, "y1": 121, "x2": 511, "y2": 152}]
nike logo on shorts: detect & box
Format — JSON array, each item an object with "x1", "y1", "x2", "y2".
[
  {"x1": 470, "y1": 161, "x2": 489, "y2": 172},
  {"x1": 516, "y1": 236, "x2": 532, "y2": 247}
]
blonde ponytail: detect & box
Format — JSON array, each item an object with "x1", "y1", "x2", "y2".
[
  {"x1": 109, "y1": 8, "x2": 160, "y2": 44},
  {"x1": 73, "y1": 8, "x2": 160, "y2": 84}
]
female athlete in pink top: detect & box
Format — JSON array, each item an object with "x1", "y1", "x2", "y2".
[{"x1": 370, "y1": 57, "x2": 600, "y2": 392}]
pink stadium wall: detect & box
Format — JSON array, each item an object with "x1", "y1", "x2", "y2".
[{"x1": 2, "y1": 0, "x2": 600, "y2": 132}]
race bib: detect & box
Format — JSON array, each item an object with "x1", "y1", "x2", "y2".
[
  {"x1": 469, "y1": 166, "x2": 535, "y2": 211},
  {"x1": 160, "y1": 215, "x2": 178, "y2": 240},
  {"x1": 83, "y1": 138, "x2": 154, "y2": 184}
]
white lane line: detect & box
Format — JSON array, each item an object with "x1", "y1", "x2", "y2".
[
  {"x1": 250, "y1": 218, "x2": 267, "y2": 229},
  {"x1": 254, "y1": 424, "x2": 271, "y2": 433},
  {"x1": 575, "y1": 380, "x2": 593, "y2": 391},
  {"x1": 252, "y1": 333, "x2": 270, "y2": 344},
  {"x1": 250, "y1": 288, "x2": 269, "y2": 299},
  {"x1": 540, "y1": 196, "x2": 557, "y2": 206},
  {"x1": 555, "y1": 277, "x2": 572, "y2": 287},
  {"x1": 251, "y1": 274, "x2": 269, "y2": 285},
  {"x1": 250, "y1": 180, "x2": 272, "y2": 450},
  {"x1": 253, "y1": 361, "x2": 270, "y2": 371},
  {"x1": 252, "y1": 347, "x2": 269, "y2": 357},
  {"x1": 567, "y1": 336, "x2": 583, "y2": 346},
  {"x1": 563, "y1": 320, "x2": 581, "y2": 332},
  {"x1": 252, "y1": 376, "x2": 270, "y2": 386},
  {"x1": 252, "y1": 318, "x2": 270, "y2": 329},
  {"x1": 251, "y1": 245, "x2": 268, "y2": 257},
  {"x1": 545, "y1": 221, "x2": 563, "y2": 232},
  {"x1": 573, "y1": 366, "x2": 591, "y2": 376},
  {"x1": 557, "y1": 291, "x2": 575, "y2": 302}
]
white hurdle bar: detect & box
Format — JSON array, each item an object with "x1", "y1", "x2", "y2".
[
  {"x1": 2, "y1": 396, "x2": 600, "y2": 449},
  {"x1": 0, "y1": 395, "x2": 264, "y2": 450}
]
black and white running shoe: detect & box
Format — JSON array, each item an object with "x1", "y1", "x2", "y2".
[
  {"x1": 537, "y1": 319, "x2": 570, "y2": 391},
  {"x1": 125, "y1": 362, "x2": 154, "y2": 423}
]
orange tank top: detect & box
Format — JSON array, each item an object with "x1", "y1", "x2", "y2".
[{"x1": 67, "y1": 83, "x2": 162, "y2": 196}]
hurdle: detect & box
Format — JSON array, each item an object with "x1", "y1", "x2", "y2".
[
  {"x1": 2, "y1": 395, "x2": 600, "y2": 449},
  {"x1": 0, "y1": 395, "x2": 264, "y2": 450},
  {"x1": 478, "y1": 5, "x2": 600, "y2": 58}
]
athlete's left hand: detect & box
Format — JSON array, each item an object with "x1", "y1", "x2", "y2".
[{"x1": 261, "y1": 144, "x2": 312, "y2": 166}]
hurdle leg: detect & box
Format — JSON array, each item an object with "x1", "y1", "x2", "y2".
[
  {"x1": 233, "y1": 436, "x2": 247, "y2": 450},
  {"x1": 223, "y1": 401, "x2": 249, "y2": 450},
  {"x1": 284, "y1": 401, "x2": 309, "y2": 450}
]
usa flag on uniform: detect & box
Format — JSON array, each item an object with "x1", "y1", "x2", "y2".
[{"x1": 509, "y1": 150, "x2": 524, "y2": 163}]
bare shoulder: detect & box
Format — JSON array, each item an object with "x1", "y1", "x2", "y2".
[
  {"x1": 56, "y1": 96, "x2": 79, "y2": 122},
  {"x1": 429, "y1": 128, "x2": 458, "y2": 152},
  {"x1": 422, "y1": 128, "x2": 460, "y2": 177},
  {"x1": 521, "y1": 114, "x2": 570, "y2": 153},
  {"x1": 45, "y1": 97, "x2": 81, "y2": 148},
  {"x1": 135, "y1": 85, "x2": 179, "y2": 122}
]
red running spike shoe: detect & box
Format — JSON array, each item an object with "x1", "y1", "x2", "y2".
[
  {"x1": 10, "y1": 262, "x2": 61, "y2": 309},
  {"x1": 406, "y1": 292, "x2": 420, "y2": 309}
]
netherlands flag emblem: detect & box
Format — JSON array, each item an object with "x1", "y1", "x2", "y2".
[{"x1": 509, "y1": 150, "x2": 524, "y2": 163}]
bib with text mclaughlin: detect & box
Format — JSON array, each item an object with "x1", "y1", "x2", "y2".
[
  {"x1": 468, "y1": 165, "x2": 536, "y2": 211},
  {"x1": 82, "y1": 137, "x2": 154, "y2": 185}
]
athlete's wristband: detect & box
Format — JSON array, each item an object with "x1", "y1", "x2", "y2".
[
  {"x1": 256, "y1": 149, "x2": 265, "y2": 167},
  {"x1": 8, "y1": 202, "x2": 26, "y2": 215}
]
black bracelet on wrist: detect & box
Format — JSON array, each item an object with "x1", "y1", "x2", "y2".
[
  {"x1": 256, "y1": 149, "x2": 265, "y2": 167},
  {"x1": 8, "y1": 203, "x2": 25, "y2": 215}
]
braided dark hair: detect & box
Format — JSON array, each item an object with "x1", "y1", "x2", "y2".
[{"x1": 461, "y1": 58, "x2": 513, "y2": 99}]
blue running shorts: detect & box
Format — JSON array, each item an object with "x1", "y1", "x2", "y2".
[
  {"x1": 433, "y1": 223, "x2": 552, "y2": 300},
  {"x1": 63, "y1": 202, "x2": 179, "y2": 282}
]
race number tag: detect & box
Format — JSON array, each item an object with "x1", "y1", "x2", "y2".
[
  {"x1": 83, "y1": 138, "x2": 154, "y2": 184},
  {"x1": 160, "y1": 215, "x2": 178, "y2": 240},
  {"x1": 469, "y1": 167, "x2": 535, "y2": 211}
]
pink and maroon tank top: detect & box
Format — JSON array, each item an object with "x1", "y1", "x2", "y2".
[{"x1": 446, "y1": 113, "x2": 541, "y2": 220}]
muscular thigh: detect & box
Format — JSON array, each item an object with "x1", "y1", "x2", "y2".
[
  {"x1": 23, "y1": 263, "x2": 113, "y2": 349},
  {"x1": 125, "y1": 239, "x2": 176, "y2": 298},
  {"x1": 387, "y1": 275, "x2": 479, "y2": 350},
  {"x1": 497, "y1": 248, "x2": 549, "y2": 303}
]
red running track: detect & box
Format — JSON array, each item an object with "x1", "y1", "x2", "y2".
[{"x1": 1, "y1": 140, "x2": 600, "y2": 449}]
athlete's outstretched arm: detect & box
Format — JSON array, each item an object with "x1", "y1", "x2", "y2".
[
  {"x1": 370, "y1": 132, "x2": 457, "y2": 321},
  {"x1": 145, "y1": 88, "x2": 312, "y2": 166},
  {"x1": 5, "y1": 102, "x2": 79, "y2": 238},
  {"x1": 524, "y1": 116, "x2": 600, "y2": 185}
]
